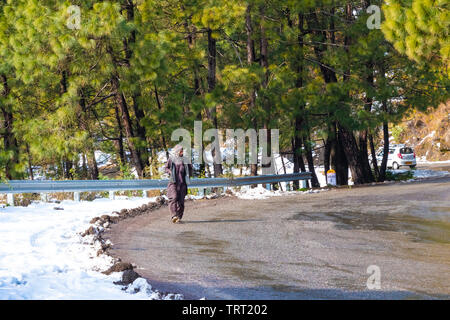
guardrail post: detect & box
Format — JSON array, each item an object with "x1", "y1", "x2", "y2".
[
  {"x1": 74, "y1": 192, "x2": 80, "y2": 202},
  {"x1": 40, "y1": 193, "x2": 48, "y2": 203},
  {"x1": 285, "y1": 182, "x2": 291, "y2": 191},
  {"x1": 7, "y1": 194, "x2": 14, "y2": 207},
  {"x1": 109, "y1": 191, "x2": 115, "y2": 200}
]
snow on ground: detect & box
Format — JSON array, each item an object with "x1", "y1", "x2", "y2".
[
  {"x1": 230, "y1": 165, "x2": 450, "y2": 199},
  {"x1": 417, "y1": 130, "x2": 436, "y2": 146},
  {"x1": 390, "y1": 169, "x2": 450, "y2": 180},
  {"x1": 0, "y1": 197, "x2": 182, "y2": 300},
  {"x1": 94, "y1": 151, "x2": 113, "y2": 167},
  {"x1": 411, "y1": 169, "x2": 450, "y2": 179},
  {"x1": 417, "y1": 157, "x2": 450, "y2": 165},
  {"x1": 232, "y1": 185, "x2": 329, "y2": 200}
]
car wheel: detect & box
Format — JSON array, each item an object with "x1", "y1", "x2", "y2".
[{"x1": 392, "y1": 162, "x2": 399, "y2": 170}]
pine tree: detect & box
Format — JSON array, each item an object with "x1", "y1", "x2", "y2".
[
  {"x1": 0, "y1": 0, "x2": 447, "y2": 185},
  {"x1": 382, "y1": 0, "x2": 449, "y2": 75}
]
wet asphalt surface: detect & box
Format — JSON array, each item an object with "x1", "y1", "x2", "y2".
[{"x1": 105, "y1": 165, "x2": 450, "y2": 299}]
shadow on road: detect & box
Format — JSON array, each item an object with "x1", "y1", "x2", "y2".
[
  {"x1": 107, "y1": 175, "x2": 450, "y2": 300},
  {"x1": 148, "y1": 278, "x2": 450, "y2": 300}
]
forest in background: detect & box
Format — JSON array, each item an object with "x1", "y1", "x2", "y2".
[{"x1": 0, "y1": 0, "x2": 448, "y2": 186}]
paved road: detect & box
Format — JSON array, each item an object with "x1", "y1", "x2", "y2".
[{"x1": 105, "y1": 173, "x2": 450, "y2": 299}]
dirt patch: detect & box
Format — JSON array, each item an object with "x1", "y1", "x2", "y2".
[{"x1": 397, "y1": 101, "x2": 450, "y2": 161}]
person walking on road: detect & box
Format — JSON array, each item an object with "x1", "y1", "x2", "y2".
[{"x1": 165, "y1": 144, "x2": 193, "y2": 223}]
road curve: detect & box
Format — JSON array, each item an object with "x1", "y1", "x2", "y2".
[{"x1": 105, "y1": 176, "x2": 450, "y2": 299}]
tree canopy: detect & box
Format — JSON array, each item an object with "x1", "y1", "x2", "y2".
[{"x1": 0, "y1": 0, "x2": 448, "y2": 184}]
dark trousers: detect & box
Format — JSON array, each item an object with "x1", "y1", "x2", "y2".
[{"x1": 167, "y1": 182, "x2": 187, "y2": 219}]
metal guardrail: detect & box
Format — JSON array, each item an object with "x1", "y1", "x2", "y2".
[
  {"x1": 0, "y1": 173, "x2": 312, "y2": 193},
  {"x1": 1, "y1": 172, "x2": 312, "y2": 206}
]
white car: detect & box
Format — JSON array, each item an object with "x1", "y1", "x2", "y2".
[{"x1": 376, "y1": 145, "x2": 417, "y2": 170}]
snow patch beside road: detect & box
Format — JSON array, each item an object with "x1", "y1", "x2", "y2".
[
  {"x1": 232, "y1": 185, "x2": 329, "y2": 200},
  {"x1": 0, "y1": 198, "x2": 181, "y2": 300},
  {"x1": 390, "y1": 169, "x2": 450, "y2": 180},
  {"x1": 417, "y1": 158, "x2": 450, "y2": 165}
]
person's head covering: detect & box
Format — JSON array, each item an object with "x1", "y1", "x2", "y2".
[{"x1": 170, "y1": 144, "x2": 184, "y2": 164}]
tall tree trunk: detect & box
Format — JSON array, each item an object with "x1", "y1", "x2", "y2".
[
  {"x1": 184, "y1": 19, "x2": 205, "y2": 176},
  {"x1": 1, "y1": 107, "x2": 19, "y2": 180},
  {"x1": 290, "y1": 11, "x2": 304, "y2": 188},
  {"x1": 325, "y1": 130, "x2": 350, "y2": 186},
  {"x1": 131, "y1": 93, "x2": 150, "y2": 176},
  {"x1": 207, "y1": 29, "x2": 223, "y2": 178},
  {"x1": 81, "y1": 154, "x2": 88, "y2": 179},
  {"x1": 338, "y1": 124, "x2": 373, "y2": 185},
  {"x1": 379, "y1": 98, "x2": 390, "y2": 182},
  {"x1": 59, "y1": 68, "x2": 75, "y2": 180},
  {"x1": 154, "y1": 85, "x2": 170, "y2": 161},
  {"x1": 357, "y1": 128, "x2": 374, "y2": 182},
  {"x1": 121, "y1": 0, "x2": 149, "y2": 177},
  {"x1": 106, "y1": 39, "x2": 144, "y2": 177},
  {"x1": 87, "y1": 152, "x2": 99, "y2": 180},
  {"x1": 306, "y1": 10, "x2": 348, "y2": 185},
  {"x1": 330, "y1": 123, "x2": 349, "y2": 185},
  {"x1": 378, "y1": 60, "x2": 390, "y2": 182},
  {"x1": 184, "y1": 20, "x2": 203, "y2": 97},
  {"x1": 324, "y1": 137, "x2": 331, "y2": 183},
  {"x1": 379, "y1": 122, "x2": 390, "y2": 182},
  {"x1": 365, "y1": 60, "x2": 379, "y2": 180},
  {"x1": 358, "y1": 58, "x2": 377, "y2": 181},
  {"x1": 259, "y1": 4, "x2": 274, "y2": 185},
  {"x1": 369, "y1": 132, "x2": 380, "y2": 180},
  {"x1": 292, "y1": 118, "x2": 308, "y2": 189},
  {"x1": 78, "y1": 89, "x2": 99, "y2": 180},
  {"x1": 114, "y1": 105, "x2": 126, "y2": 165},
  {"x1": 246, "y1": 4, "x2": 258, "y2": 179},
  {"x1": 246, "y1": 5, "x2": 256, "y2": 68},
  {"x1": 122, "y1": 0, "x2": 136, "y2": 61},
  {"x1": 303, "y1": 131, "x2": 320, "y2": 187},
  {"x1": 63, "y1": 159, "x2": 73, "y2": 179},
  {"x1": 110, "y1": 73, "x2": 144, "y2": 178},
  {"x1": 294, "y1": 12, "x2": 319, "y2": 187},
  {"x1": 1, "y1": 74, "x2": 20, "y2": 180},
  {"x1": 207, "y1": 29, "x2": 217, "y2": 96},
  {"x1": 26, "y1": 144, "x2": 33, "y2": 180},
  {"x1": 337, "y1": 2, "x2": 374, "y2": 185}
]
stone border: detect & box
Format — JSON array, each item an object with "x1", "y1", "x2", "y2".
[
  {"x1": 79, "y1": 194, "x2": 230, "y2": 298},
  {"x1": 79, "y1": 196, "x2": 183, "y2": 298}
]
